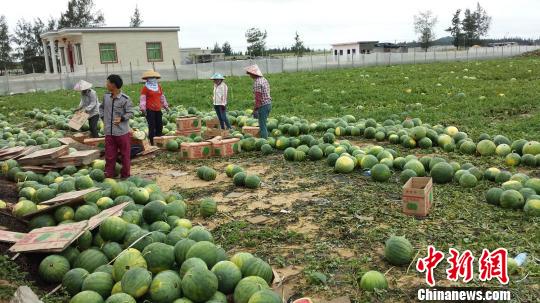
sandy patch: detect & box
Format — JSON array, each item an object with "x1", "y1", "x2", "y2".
[{"x1": 287, "y1": 216, "x2": 319, "y2": 235}]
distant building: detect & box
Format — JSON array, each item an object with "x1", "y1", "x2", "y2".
[
  {"x1": 373, "y1": 42, "x2": 408, "y2": 53},
  {"x1": 179, "y1": 48, "x2": 225, "y2": 64},
  {"x1": 331, "y1": 41, "x2": 379, "y2": 56},
  {"x1": 40, "y1": 26, "x2": 180, "y2": 74}
]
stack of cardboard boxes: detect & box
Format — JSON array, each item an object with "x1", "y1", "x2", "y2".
[{"x1": 176, "y1": 115, "x2": 202, "y2": 138}]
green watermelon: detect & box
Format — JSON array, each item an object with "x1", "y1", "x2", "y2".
[
  {"x1": 359, "y1": 270, "x2": 388, "y2": 291},
  {"x1": 74, "y1": 249, "x2": 109, "y2": 273},
  {"x1": 39, "y1": 254, "x2": 70, "y2": 283},
  {"x1": 524, "y1": 199, "x2": 540, "y2": 217},
  {"x1": 186, "y1": 241, "x2": 218, "y2": 268},
  {"x1": 174, "y1": 239, "x2": 197, "y2": 265},
  {"x1": 459, "y1": 173, "x2": 478, "y2": 188},
  {"x1": 233, "y1": 276, "x2": 270, "y2": 303},
  {"x1": 430, "y1": 162, "x2": 454, "y2": 184},
  {"x1": 247, "y1": 290, "x2": 282, "y2": 303},
  {"x1": 104, "y1": 293, "x2": 136, "y2": 303},
  {"x1": 99, "y1": 216, "x2": 127, "y2": 242},
  {"x1": 143, "y1": 201, "x2": 167, "y2": 223},
  {"x1": 82, "y1": 272, "x2": 115, "y2": 298},
  {"x1": 371, "y1": 164, "x2": 391, "y2": 182},
  {"x1": 188, "y1": 226, "x2": 214, "y2": 242},
  {"x1": 75, "y1": 175, "x2": 95, "y2": 190},
  {"x1": 102, "y1": 242, "x2": 123, "y2": 261},
  {"x1": 149, "y1": 270, "x2": 182, "y2": 303},
  {"x1": 384, "y1": 236, "x2": 414, "y2": 266},
  {"x1": 61, "y1": 246, "x2": 80, "y2": 266},
  {"x1": 242, "y1": 257, "x2": 273, "y2": 285},
  {"x1": 403, "y1": 160, "x2": 425, "y2": 177},
  {"x1": 335, "y1": 156, "x2": 355, "y2": 173},
  {"x1": 500, "y1": 190, "x2": 525, "y2": 209},
  {"x1": 166, "y1": 200, "x2": 187, "y2": 218},
  {"x1": 400, "y1": 169, "x2": 417, "y2": 184},
  {"x1": 199, "y1": 198, "x2": 217, "y2": 218},
  {"x1": 142, "y1": 242, "x2": 175, "y2": 274},
  {"x1": 29, "y1": 214, "x2": 56, "y2": 229},
  {"x1": 112, "y1": 248, "x2": 147, "y2": 282},
  {"x1": 74, "y1": 205, "x2": 99, "y2": 221},
  {"x1": 180, "y1": 258, "x2": 208, "y2": 279},
  {"x1": 62, "y1": 268, "x2": 89, "y2": 296},
  {"x1": 244, "y1": 174, "x2": 261, "y2": 189},
  {"x1": 121, "y1": 267, "x2": 152, "y2": 298},
  {"x1": 54, "y1": 206, "x2": 75, "y2": 222},
  {"x1": 129, "y1": 187, "x2": 150, "y2": 205},
  {"x1": 230, "y1": 252, "x2": 254, "y2": 272},
  {"x1": 12, "y1": 200, "x2": 37, "y2": 217},
  {"x1": 211, "y1": 261, "x2": 242, "y2": 294},
  {"x1": 70, "y1": 290, "x2": 104, "y2": 303},
  {"x1": 181, "y1": 268, "x2": 219, "y2": 302}
]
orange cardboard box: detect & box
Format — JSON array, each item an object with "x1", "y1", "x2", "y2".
[
  {"x1": 208, "y1": 137, "x2": 241, "y2": 157},
  {"x1": 205, "y1": 118, "x2": 220, "y2": 129},
  {"x1": 203, "y1": 128, "x2": 230, "y2": 139},
  {"x1": 176, "y1": 129, "x2": 201, "y2": 139},
  {"x1": 176, "y1": 115, "x2": 202, "y2": 131},
  {"x1": 153, "y1": 136, "x2": 179, "y2": 148},
  {"x1": 242, "y1": 126, "x2": 260, "y2": 137},
  {"x1": 402, "y1": 177, "x2": 433, "y2": 217},
  {"x1": 180, "y1": 141, "x2": 212, "y2": 159}
]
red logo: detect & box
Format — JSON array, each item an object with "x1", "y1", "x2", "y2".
[
  {"x1": 446, "y1": 248, "x2": 475, "y2": 283},
  {"x1": 416, "y1": 245, "x2": 445, "y2": 287},
  {"x1": 478, "y1": 248, "x2": 509, "y2": 284}
]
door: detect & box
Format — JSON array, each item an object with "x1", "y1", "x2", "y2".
[{"x1": 67, "y1": 43, "x2": 75, "y2": 72}]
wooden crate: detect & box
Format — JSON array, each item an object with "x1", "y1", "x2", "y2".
[
  {"x1": 242, "y1": 126, "x2": 260, "y2": 138},
  {"x1": 176, "y1": 115, "x2": 202, "y2": 131},
  {"x1": 180, "y1": 142, "x2": 212, "y2": 159},
  {"x1": 402, "y1": 177, "x2": 433, "y2": 217}
]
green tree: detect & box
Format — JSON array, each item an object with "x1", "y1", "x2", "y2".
[
  {"x1": 0, "y1": 15, "x2": 11, "y2": 71},
  {"x1": 291, "y1": 31, "x2": 306, "y2": 56},
  {"x1": 12, "y1": 18, "x2": 51, "y2": 73},
  {"x1": 212, "y1": 42, "x2": 222, "y2": 53},
  {"x1": 446, "y1": 10, "x2": 463, "y2": 49},
  {"x1": 245, "y1": 28, "x2": 267, "y2": 57},
  {"x1": 462, "y1": 9, "x2": 476, "y2": 46},
  {"x1": 222, "y1": 42, "x2": 232, "y2": 56},
  {"x1": 461, "y1": 3, "x2": 491, "y2": 47},
  {"x1": 58, "y1": 0, "x2": 105, "y2": 28},
  {"x1": 130, "y1": 5, "x2": 142, "y2": 27},
  {"x1": 413, "y1": 10, "x2": 438, "y2": 51},
  {"x1": 474, "y1": 2, "x2": 491, "y2": 40}
]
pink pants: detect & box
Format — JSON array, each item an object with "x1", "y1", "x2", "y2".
[{"x1": 105, "y1": 134, "x2": 131, "y2": 178}]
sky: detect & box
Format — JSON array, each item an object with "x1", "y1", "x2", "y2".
[{"x1": 4, "y1": 0, "x2": 540, "y2": 51}]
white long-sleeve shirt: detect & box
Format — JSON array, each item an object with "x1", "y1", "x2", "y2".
[{"x1": 213, "y1": 82, "x2": 228, "y2": 106}]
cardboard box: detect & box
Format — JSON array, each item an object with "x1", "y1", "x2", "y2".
[
  {"x1": 205, "y1": 118, "x2": 220, "y2": 129},
  {"x1": 402, "y1": 177, "x2": 433, "y2": 217},
  {"x1": 180, "y1": 141, "x2": 212, "y2": 159},
  {"x1": 70, "y1": 133, "x2": 89, "y2": 143},
  {"x1": 83, "y1": 137, "x2": 106, "y2": 147},
  {"x1": 203, "y1": 128, "x2": 230, "y2": 139},
  {"x1": 208, "y1": 137, "x2": 241, "y2": 157},
  {"x1": 68, "y1": 111, "x2": 89, "y2": 130},
  {"x1": 242, "y1": 126, "x2": 260, "y2": 138},
  {"x1": 176, "y1": 115, "x2": 202, "y2": 131},
  {"x1": 176, "y1": 129, "x2": 202, "y2": 139},
  {"x1": 153, "y1": 136, "x2": 179, "y2": 148}
]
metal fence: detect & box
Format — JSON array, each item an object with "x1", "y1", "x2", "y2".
[{"x1": 1, "y1": 45, "x2": 538, "y2": 96}]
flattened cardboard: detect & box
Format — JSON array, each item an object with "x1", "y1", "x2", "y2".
[
  {"x1": 22, "y1": 188, "x2": 100, "y2": 218},
  {"x1": 54, "y1": 150, "x2": 100, "y2": 167},
  {"x1": 68, "y1": 111, "x2": 90, "y2": 131},
  {"x1": 9, "y1": 221, "x2": 88, "y2": 253},
  {"x1": 18, "y1": 146, "x2": 69, "y2": 166},
  {"x1": 87, "y1": 202, "x2": 129, "y2": 230},
  {"x1": 0, "y1": 147, "x2": 25, "y2": 159},
  {"x1": 0, "y1": 230, "x2": 27, "y2": 243},
  {"x1": 83, "y1": 137, "x2": 105, "y2": 147}
]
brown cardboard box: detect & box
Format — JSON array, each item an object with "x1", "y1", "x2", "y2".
[
  {"x1": 208, "y1": 137, "x2": 241, "y2": 157},
  {"x1": 242, "y1": 126, "x2": 260, "y2": 137},
  {"x1": 176, "y1": 115, "x2": 202, "y2": 131},
  {"x1": 203, "y1": 128, "x2": 230, "y2": 139},
  {"x1": 205, "y1": 118, "x2": 220, "y2": 129},
  {"x1": 83, "y1": 137, "x2": 106, "y2": 147},
  {"x1": 70, "y1": 133, "x2": 89, "y2": 143},
  {"x1": 153, "y1": 136, "x2": 179, "y2": 148},
  {"x1": 402, "y1": 177, "x2": 433, "y2": 217},
  {"x1": 180, "y1": 141, "x2": 212, "y2": 159},
  {"x1": 176, "y1": 129, "x2": 202, "y2": 139}
]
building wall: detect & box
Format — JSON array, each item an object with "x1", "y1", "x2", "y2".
[
  {"x1": 331, "y1": 44, "x2": 360, "y2": 56},
  {"x1": 80, "y1": 31, "x2": 180, "y2": 72}
]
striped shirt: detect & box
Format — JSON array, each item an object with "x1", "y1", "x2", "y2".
[
  {"x1": 253, "y1": 77, "x2": 272, "y2": 109},
  {"x1": 213, "y1": 82, "x2": 228, "y2": 106}
]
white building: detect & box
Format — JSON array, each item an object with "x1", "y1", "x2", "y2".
[
  {"x1": 40, "y1": 27, "x2": 180, "y2": 74},
  {"x1": 331, "y1": 41, "x2": 379, "y2": 57}
]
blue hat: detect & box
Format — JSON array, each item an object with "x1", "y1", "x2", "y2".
[{"x1": 210, "y1": 73, "x2": 225, "y2": 80}]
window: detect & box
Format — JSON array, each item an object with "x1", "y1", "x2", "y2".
[
  {"x1": 347, "y1": 49, "x2": 351, "y2": 55},
  {"x1": 146, "y1": 42, "x2": 163, "y2": 62},
  {"x1": 59, "y1": 47, "x2": 66, "y2": 66},
  {"x1": 334, "y1": 50, "x2": 338, "y2": 56},
  {"x1": 99, "y1": 43, "x2": 118, "y2": 64},
  {"x1": 75, "y1": 44, "x2": 83, "y2": 65},
  {"x1": 352, "y1": 49, "x2": 356, "y2": 54},
  {"x1": 339, "y1": 49, "x2": 343, "y2": 55}
]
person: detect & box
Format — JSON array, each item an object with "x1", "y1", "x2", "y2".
[
  {"x1": 139, "y1": 70, "x2": 170, "y2": 145},
  {"x1": 210, "y1": 73, "x2": 232, "y2": 130},
  {"x1": 73, "y1": 80, "x2": 100, "y2": 138},
  {"x1": 100, "y1": 74, "x2": 134, "y2": 179},
  {"x1": 245, "y1": 64, "x2": 272, "y2": 138}
]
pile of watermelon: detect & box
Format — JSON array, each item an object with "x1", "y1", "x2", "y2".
[{"x1": 225, "y1": 165, "x2": 261, "y2": 189}]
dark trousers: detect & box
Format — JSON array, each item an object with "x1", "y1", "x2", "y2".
[
  {"x1": 214, "y1": 105, "x2": 232, "y2": 129},
  {"x1": 146, "y1": 110, "x2": 163, "y2": 145},
  {"x1": 105, "y1": 134, "x2": 131, "y2": 178},
  {"x1": 88, "y1": 114, "x2": 99, "y2": 138},
  {"x1": 257, "y1": 104, "x2": 272, "y2": 138}
]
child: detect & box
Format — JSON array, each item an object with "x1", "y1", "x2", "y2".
[
  {"x1": 140, "y1": 70, "x2": 170, "y2": 145},
  {"x1": 211, "y1": 73, "x2": 232, "y2": 129}
]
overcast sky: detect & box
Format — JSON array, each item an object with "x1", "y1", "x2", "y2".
[{"x1": 4, "y1": 0, "x2": 540, "y2": 51}]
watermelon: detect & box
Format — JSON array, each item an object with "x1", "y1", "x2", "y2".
[
  {"x1": 74, "y1": 205, "x2": 99, "y2": 221},
  {"x1": 524, "y1": 199, "x2": 540, "y2": 217},
  {"x1": 308, "y1": 146, "x2": 324, "y2": 160},
  {"x1": 102, "y1": 242, "x2": 123, "y2": 261},
  {"x1": 70, "y1": 290, "x2": 104, "y2": 303},
  {"x1": 505, "y1": 153, "x2": 521, "y2": 166},
  {"x1": 233, "y1": 172, "x2": 247, "y2": 187},
  {"x1": 142, "y1": 242, "x2": 175, "y2": 274},
  {"x1": 129, "y1": 187, "x2": 150, "y2": 205},
  {"x1": 496, "y1": 171, "x2": 512, "y2": 184},
  {"x1": 230, "y1": 252, "x2": 255, "y2": 272},
  {"x1": 403, "y1": 160, "x2": 425, "y2": 177},
  {"x1": 247, "y1": 290, "x2": 282, "y2": 303},
  {"x1": 400, "y1": 169, "x2": 417, "y2": 184},
  {"x1": 110, "y1": 183, "x2": 129, "y2": 199},
  {"x1": 499, "y1": 190, "x2": 524, "y2": 209},
  {"x1": 244, "y1": 174, "x2": 261, "y2": 189},
  {"x1": 360, "y1": 155, "x2": 378, "y2": 169},
  {"x1": 166, "y1": 140, "x2": 179, "y2": 151},
  {"x1": 143, "y1": 201, "x2": 167, "y2": 223},
  {"x1": 181, "y1": 268, "x2": 219, "y2": 302},
  {"x1": 74, "y1": 249, "x2": 109, "y2": 273},
  {"x1": 99, "y1": 216, "x2": 127, "y2": 242},
  {"x1": 211, "y1": 261, "x2": 242, "y2": 294},
  {"x1": 112, "y1": 248, "x2": 148, "y2": 282},
  {"x1": 459, "y1": 141, "x2": 476, "y2": 154},
  {"x1": 82, "y1": 272, "x2": 115, "y2": 298},
  {"x1": 149, "y1": 270, "x2": 182, "y2": 303},
  {"x1": 226, "y1": 165, "x2": 244, "y2": 178},
  {"x1": 12, "y1": 200, "x2": 37, "y2": 217},
  {"x1": 384, "y1": 236, "x2": 414, "y2": 266},
  {"x1": 207, "y1": 291, "x2": 227, "y2": 303},
  {"x1": 188, "y1": 226, "x2": 214, "y2": 242},
  {"x1": 197, "y1": 166, "x2": 217, "y2": 181},
  {"x1": 121, "y1": 267, "x2": 152, "y2": 298},
  {"x1": 200, "y1": 198, "x2": 217, "y2": 217},
  {"x1": 430, "y1": 162, "x2": 454, "y2": 184},
  {"x1": 76, "y1": 230, "x2": 93, "y2": 251},
  {"x1": 359, "y1": 270, "x2": 388, "y2": 291},
  {"x1": 485, "y1": 188, "x2": 503, "y2": 205},
  {"x1": 502, "y1": 180, "x2": 523, "y2": 191},
  {"x1": 39, "y1": 254, "x2": 70, "y2": 283},
  {"x1": 371, "y1": 164, "x2": 391, "y2": 182},
  {"x1": 166, "y1": 200, "x2": 187, "y2": 218},
  {"x1": 242, "y1": 257, "x2": 273, "y2": 285},
  {"x1": 174, "y1": 238, "x2": 197, "y2": 265},
  {"x1": 104, "y1": 293, "x2": 136, "y2": 303},
  {"x1": 180, "y1": 258, "x2": 208, "y2": 279},
  {"x1": 29, "y1": 214, "x2": 56, "y2": 229},
  {"x1": 35, "y1": 187, "x2": 56, "y2": 202},
  {"x1": 525, "y1": 178, "x2": 540, "y2": 193},
  {"x1": 476, "y1": 140, "x2": 496, "y2": 156},
  {"x1": 75, "y1": 175, "x2": 95, "y2": 190},
  {"x1": 61, "y1": 246, "x2": 80, "y2": 266},
  {"x1": 54, "y1": 206, "x2": 75, "y2": 222},
  {"x1": 63, "y1": 268, "x2": 89, "y2": 296},
  {"x1": 334, "y1": 156, "x2": 355, "y2": 173},
  {"x1": 233, "y1": 276, "x2": 270, "y2": 303},
  {"x1": 95, "y1": 265, "x2": 114, "y2": 275},
  {"x1": 496, "y1": 144, "x2": 511, "y2": 157},
  {"x1": 522, "y1": 141, "x2": 540, "y2": 155},
  {"x1": 261, "y1": 144, "x2": 273, "y2": 155}
]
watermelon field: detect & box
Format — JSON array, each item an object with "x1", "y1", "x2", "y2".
[{"x1": 0, "y1": 56, "x2": 539, "y2": 303}]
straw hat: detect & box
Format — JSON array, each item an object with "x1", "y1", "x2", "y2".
[
  {"x1": 245, "y1": 64, "x2": 263, "y2": 77},
  {"x1": 210, "y1": 73, "x2": 225, "y2": 80},
  {"x1": 73, "y1": 80, "x2": 93, "y2": 91},
  {"x1": 142, "y1": 70, "x2": 161, "y2": 79}
]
